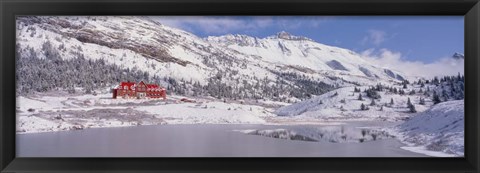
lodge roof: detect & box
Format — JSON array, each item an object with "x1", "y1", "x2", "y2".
[
  {"x1": 146, "y1": 84, "x2": 159, "y2": 89},
  {"x1": 118, "y1": 81, "x2": 164, "y2": 90}
]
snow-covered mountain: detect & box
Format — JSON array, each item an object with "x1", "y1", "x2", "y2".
[
  {"x1": 452, "y1": 52, "x2": 464, "y2": 60},
  {"x1": 15, "y1": 16, "x2": 465, "y2": 157},
  {"x1": 17, "y1": 16, "x2": 410, "y2": 100},
  {"x1": 17, "y1": 16, "x2": 247, "y2": 84},
  {"x1": 206, "y1": 31, "x2": 407, "y2": 83}
]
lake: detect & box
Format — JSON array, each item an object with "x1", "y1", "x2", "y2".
[{"x1": 16, "y1": 123, "x2": 428, "y2": 157}]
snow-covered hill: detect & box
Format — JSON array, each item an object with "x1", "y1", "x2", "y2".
[
  {"x1": 396, "y1": 100, "x2": 464, "y2": 156},
  {"x1": 16, "y1": 16, "x2": 412, "y2": 101},
  {"x1": 275, "y1": 86, "x2": 428, "y2": 121},
  {"x1": 274, "y1": 74, "x2": 464, "y2": 120}
]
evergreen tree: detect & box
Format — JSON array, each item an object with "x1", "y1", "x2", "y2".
[
  {"x1": 361, "y1": 103, "x2": 367, "y2": 110},
  {"x1": 419, "y1": 97, "x2": 426, "y2": 105},
  {"x1": 407, "y1": 97, "x2": 416, "y2": 113},
  {"x1": 365, "y1": 88, "x2": 381, "y2": 99},
  {"x1": 409, "y1": 90, "x2": 416, "y2": 95},
  {"x1": 354, "y1": 87, "x2": 361, "y2": 92},
  {"x1": 433, "y1": 93, "x2": 442, "y2": 104},
  {"x1": 408, "y1": 103, "x2": 417, "y2": 113}
]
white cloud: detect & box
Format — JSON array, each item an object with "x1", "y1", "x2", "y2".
[
  {"x1": 361, "y1": 30, "x2": 387, "y2": 46},
  {"x1": 361, "y1": 48, "x2": 464, "y2": 78}
]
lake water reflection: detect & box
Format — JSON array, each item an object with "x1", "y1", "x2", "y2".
[{"x1": 17, "y1": 123, "x2": 428, "y2": 157}]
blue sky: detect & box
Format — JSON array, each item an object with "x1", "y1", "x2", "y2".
[{"x1": 153, "y1": 16, "x2": 463, "y2": 64}]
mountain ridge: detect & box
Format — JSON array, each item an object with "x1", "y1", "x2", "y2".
[{"x1": 16, "y1": 16, "x2": 440, "y2": 101}]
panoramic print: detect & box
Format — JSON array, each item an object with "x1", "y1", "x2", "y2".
[{"x1": 16, "y1": 16, "x2": 464, "y2": 157}]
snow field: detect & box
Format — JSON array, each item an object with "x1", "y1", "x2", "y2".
[{"x1": 16, "y1": 92, "x2": 276, "y2": 133}]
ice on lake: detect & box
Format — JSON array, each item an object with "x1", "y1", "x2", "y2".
[{"x1": 17, "y1": 123, "x2": 428, "y2": 157}]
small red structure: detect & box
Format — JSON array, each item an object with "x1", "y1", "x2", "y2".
[{"x1": 112, "y1": 81, "x2": 166, "y2": 99}]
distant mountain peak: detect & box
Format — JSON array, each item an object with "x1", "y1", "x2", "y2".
[
  {"x1": 268, "y1": 31, "x2": 313, "y2": 41},
  {"x1": 276, "y1": 31, "x2": 293, "y2": 39},
  {"x1": 452, "y1": 52, "x2": 464, "y2": 60}
]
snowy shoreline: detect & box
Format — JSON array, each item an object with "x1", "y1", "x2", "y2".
[
  {"x1": 16, "y1": 92, "x2": 278, "y2": 134},
  {"x1": 16, "y1": 89, "x2": 465, "y2": 157}
]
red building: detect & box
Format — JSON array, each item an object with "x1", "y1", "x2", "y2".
[{"x1": 112, "y1": 81, "x2": 166, "y2": 99}]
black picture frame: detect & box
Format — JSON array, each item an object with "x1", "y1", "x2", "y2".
[{"x1": 1, "y1": 0, "x2": 479, "y2": 172}]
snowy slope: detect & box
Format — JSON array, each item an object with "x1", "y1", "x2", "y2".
[
  {"x1": 17, "y1": 16, "x2": 408, "y2": 94},
  {"x1": 396, "y1": 100, "x2": 464, "y2": 156},
  {"x1": 16, "y1": 16, "x2": 273, "y2": 86},
  {"x1": 274, "y1": 84, "x2": 432, "y2": 121},
  {"x1": 206, "y1": 31, "x2": 407, "y2": 84}
]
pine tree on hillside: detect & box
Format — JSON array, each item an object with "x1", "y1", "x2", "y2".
[
  {"x1": 408, "y1": 105, "x2": 417, "y2": 113},
  {"x1": 407, "y1": 97, "x2": 417, "y2": 113},
  {"x1": 409, "y1": 90, "x2": 416, "y2": 95},
  {"x1": 419, "y1": 97, "x2": 426, "y2": 105},
  {"x1": 361, "y1": 103, "x2": 369, "y2": 111},
  {"x1": 433, "y1": 93, "x2": 442, "y2": 104},
  {"x1": 390, "y1": 98, "x2": 394, "y2": 105},
  {"x1": 408, "y1": 102, "x2": 417, "y2": 113},
  {"x1": 354, "y1": 87, "x2": 361, "y2": 92}
]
